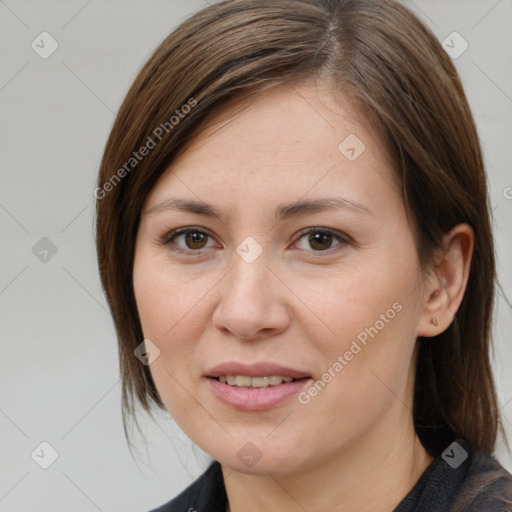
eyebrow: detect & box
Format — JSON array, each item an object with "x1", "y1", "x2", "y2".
[{"x1": 145, "y1": 196, "x2": 373, "y2": 221}]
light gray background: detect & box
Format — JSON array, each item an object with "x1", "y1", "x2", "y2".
[{"x1": 0, "y1": 1, "x2": 511, "y2": 511}]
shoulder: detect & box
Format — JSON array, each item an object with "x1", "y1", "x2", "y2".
[
  {"x1": 396, "y1": 438, "x2": 512, "y2": 512},
  {"x1": 451, "y1": 441, "x2": 512, "y2": 512},
  {"x1": 147, "y1": 461, "x2": 227, "y2": 512}
]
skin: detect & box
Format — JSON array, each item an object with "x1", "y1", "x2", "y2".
[{"x1": 133, "y1": 81, "x2": 474, "y2": 512}]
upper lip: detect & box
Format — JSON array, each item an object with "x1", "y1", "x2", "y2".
[{"x1": 205, "y1": 361, "x2": 311, "y2": 379}]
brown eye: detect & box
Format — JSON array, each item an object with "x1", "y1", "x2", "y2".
[
  {"x1": 183, "y1": 231, "x2": 209, "y2": 250},
  {"x1": 295, "y1": 228, "x2": 346, "y2": 252},
  {"x1": 163, "y1": 227, "x2": 215, "y2": 254},
  {"x1": 308, "y1": 232, "x2": 334, "y2": 251},
  {"x1": 162, "y1": 226, "x2": 349, "y2": 257}
]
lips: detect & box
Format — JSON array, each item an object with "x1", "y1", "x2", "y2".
[{"x1": 205, "y1": 361, "x2": 312, "y2": 411}]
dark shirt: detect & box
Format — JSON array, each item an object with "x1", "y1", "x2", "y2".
[{"x1": 149, "y1": 438, "x2": 512, "y2": 512}]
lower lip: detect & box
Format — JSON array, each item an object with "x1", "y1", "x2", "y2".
[{"x1": 207, "y1": 377, "x2": 312, "y2": 411}]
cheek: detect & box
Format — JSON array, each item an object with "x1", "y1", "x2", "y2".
[
  {"x1": 287, "y1": 253, "x2": 417, "y2": 355},
  {"x1": 134, "y1": 284, "x2": 204, "y2": 388},
  {"x1": 288, "y1": 250, "x2": 420, "y2": 411},
  {"x1": 133, "y1": 247, "x2": 209, "y2": 342},
  {"x1": 133, "y1": 273, "x2": 203, "y2": 425},
  {"x1": 132, "y1": 250, "x2": 205, "y2": 400}
]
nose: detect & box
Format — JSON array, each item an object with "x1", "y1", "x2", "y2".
[{"x1": 212, "y1": 255, "x2": 292, "y2": 341}]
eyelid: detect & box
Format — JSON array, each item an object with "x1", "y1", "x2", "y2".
[
  {"x1": 294, "y1": 227, "x2": 351, "y2": 245},
  {"x1": 160, "y1": 226, "x2": 213, "y2": 244}
]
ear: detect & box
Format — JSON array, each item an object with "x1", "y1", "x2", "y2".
[{"x1": 416, "y1": 223, "x2": 474, "y2": 337}]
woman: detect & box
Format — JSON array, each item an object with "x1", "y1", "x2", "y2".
[{"x1": 95, "y1": 0, "x2": 512, "y2": 510}]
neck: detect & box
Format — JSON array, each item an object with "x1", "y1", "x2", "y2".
[{"x1": 222, "y1": 408, "x2": 433, "y2": 512}]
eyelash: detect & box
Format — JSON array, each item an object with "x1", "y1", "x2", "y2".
[{"x1": 160, "y1": 226, "x2": 351, "y2": 257}]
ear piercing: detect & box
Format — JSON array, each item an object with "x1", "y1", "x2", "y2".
[{"x1": 430, "y1": 316, "x2": 439, "y2": 326}]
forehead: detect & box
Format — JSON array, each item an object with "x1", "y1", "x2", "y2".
[
  {"x1": 176, "y1": 83, "x2": 369, "y2": 168},
  {"x1": 144, "y1": 82, "x2": 400, "y2": 218}
]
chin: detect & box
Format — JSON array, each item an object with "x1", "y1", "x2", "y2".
[{"x1": 209, "y1": 437, "x2": 316, "y2": 477}]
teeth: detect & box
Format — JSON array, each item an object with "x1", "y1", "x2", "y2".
[
  {"x1": 252, "y1": 376, "x2": 271, "y2": 387},
  {"x1": 217, "y1": 375, "x2": 295, "y2": 387},
  {"x1": 270, "y1": 375, "x2": 290, "y2": 385},
  {"x1": 235, "y1": 375, "x2": 251, "y2": 387}
]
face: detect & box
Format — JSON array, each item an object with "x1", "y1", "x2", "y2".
[{"x1": 133, "y1": 82, "x2": 428, "y2": 476}]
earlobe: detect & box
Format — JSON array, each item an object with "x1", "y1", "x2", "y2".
[{"x1": 416, "y1": 223, "x2": 474, "y2": 338}]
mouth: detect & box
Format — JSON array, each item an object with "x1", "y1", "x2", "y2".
[{"x1": 205, "y1": 362, "x2": 312, "y2": 410}]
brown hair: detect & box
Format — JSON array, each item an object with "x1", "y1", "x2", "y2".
[{"x1": 96, "y1": 0, "x2": 507, "y2": 461}]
